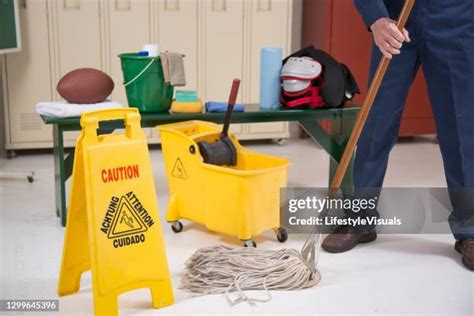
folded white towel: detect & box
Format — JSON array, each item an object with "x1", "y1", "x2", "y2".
[{"x1": 36, "y1": 100, "x2": 123, "y2": 118}]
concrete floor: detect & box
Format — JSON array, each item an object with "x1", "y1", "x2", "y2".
[{"x1": 0, "y1": 137, "x2": 473, "y2": 315}]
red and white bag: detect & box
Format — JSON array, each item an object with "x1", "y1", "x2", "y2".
[{"x1": 280, "y1": 57, "x2": 325, "y2": 109}]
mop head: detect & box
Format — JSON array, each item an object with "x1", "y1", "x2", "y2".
[{"x1": 181, "y1": 245, "x2": 321, "y2": 306}]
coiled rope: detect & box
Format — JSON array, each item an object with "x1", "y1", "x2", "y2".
[{"x1": 181, "y1": 245, "x2": 321, "y2": 306}]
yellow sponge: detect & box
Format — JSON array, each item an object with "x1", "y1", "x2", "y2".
[{"x1": 170, "y1": 99, "x2": 203, "y2": 113}]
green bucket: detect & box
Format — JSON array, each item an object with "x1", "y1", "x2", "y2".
[{"x1": 119, "y1": 53, "x2": 174, "y2": 113}]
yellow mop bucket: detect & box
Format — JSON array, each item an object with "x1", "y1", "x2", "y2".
[
  {"x1": 158, "y1": 120, "x2": 289, "y2": 247},
  {"x1": 58, "y1": 108, "x2": 173, "y2": 315}
]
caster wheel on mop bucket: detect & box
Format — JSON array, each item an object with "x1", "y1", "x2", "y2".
[
  {"x1": 243, "y1": 240, "x2": 257, "y2": 248},
  {"x1": 276, "y1": 227, "x2": 288, "y2": 243},
  {"x1": 171, "y1": 221, "x2": 183, "y2": 233}
]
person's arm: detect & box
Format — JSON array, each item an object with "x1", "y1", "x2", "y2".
[
  {"x1": 353, "y1": 0, "x2": 389, "y2": 29},
  {"x1": 354, "y1": 0, "x2": 411, "y2": 59}
]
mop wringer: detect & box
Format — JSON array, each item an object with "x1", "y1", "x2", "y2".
[{"x1": 159, "y1": 79, "x2": 289, "y2": 247}]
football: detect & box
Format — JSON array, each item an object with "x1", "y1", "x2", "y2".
[{"x1": 57, "y1": 68, "x2": 114, "y2": 104}]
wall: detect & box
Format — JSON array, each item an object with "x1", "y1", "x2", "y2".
[
  {"x1": 0, "y1": 60, "x2": 5, "y2": 156},
  {"x1": 291, "y1": 0, "x2": 303, "y2": 51},
  {"x1": 289, "y1": 0, "x2": 303, "y2": 138}
]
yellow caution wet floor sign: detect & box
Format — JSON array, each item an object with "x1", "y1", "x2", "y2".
[{"x1": 57, "y1": 108, "x2": 173, "y2": 315}]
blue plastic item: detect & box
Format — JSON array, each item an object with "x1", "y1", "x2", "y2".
[
  {"x1": 260, "y1": 47, "x2": 283, "y2": 109},
  {"x1": 138, "y1": 51, "x2": 149, "y2": 57},
  {"x1": 206, "y1": 102, "x2": 245, "y2": 113},
  {"x1": 176, "y1": 90, "x2": 198, "y2": 102}
]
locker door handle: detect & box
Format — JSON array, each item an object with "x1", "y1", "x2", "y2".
[
  {"x1": 63, "y1": 0, "x2": 80, "y2": 10},
  {"x1": 115, "y1": 0, "x2": 131, "y2": 11},
  {"x1": 165, "y1": 0, "x2": 180, "y2": 12},
  {"x1": 257, "y1": 0, "x2": 272, "y2": 12},
  {"x1": 212, "y1": 0, "x2": 226, "y2": 12}
]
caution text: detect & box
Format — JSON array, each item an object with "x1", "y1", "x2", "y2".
[{"x1": 101, "y1": 165, "x2": 140, "y2": 183}]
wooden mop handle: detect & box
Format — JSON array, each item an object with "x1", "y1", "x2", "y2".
[{"x1": 328, "y1": 0, "x2": 415, "y2": 196}]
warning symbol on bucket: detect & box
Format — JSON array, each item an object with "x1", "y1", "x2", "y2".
[{"x1": 172, "y1": 158, "x2": 188, "y2": 179}]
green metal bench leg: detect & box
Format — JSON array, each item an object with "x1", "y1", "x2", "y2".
[
  {"x1": 298, "y1": 118, "x2": 355, "y2": 196},
  {"x1": 53, "y1": 125, "x2": 68, "y2": 227}
]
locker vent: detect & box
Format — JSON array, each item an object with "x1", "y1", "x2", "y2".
[{"x1": 21, "y1": 113, "x2": 44, "y2": 131}]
